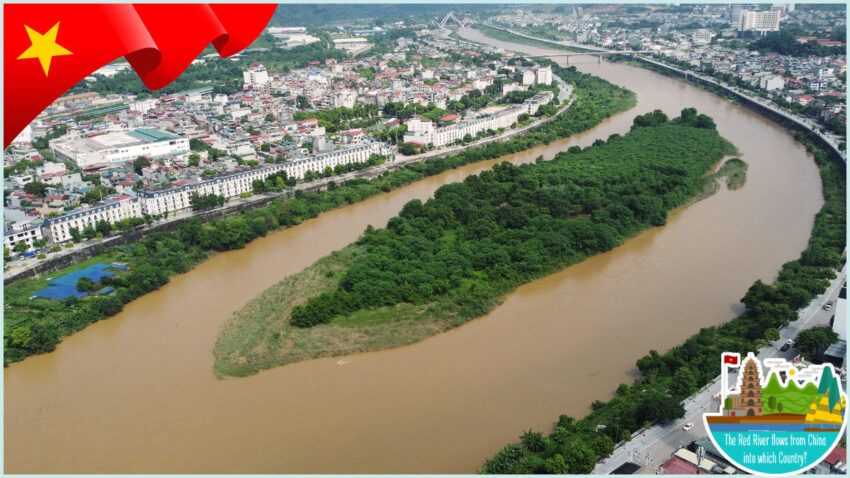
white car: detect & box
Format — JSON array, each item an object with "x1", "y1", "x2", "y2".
[{"x1": 683, "y1": 423, "x2": 695, "y2": 431}]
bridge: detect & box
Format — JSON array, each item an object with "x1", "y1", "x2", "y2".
[
  {"x1": 478, "y1": 24, "x2": 846, "y2": 163},
  {"x1": 433, "y1": 11, "x2": 473, "y2": 29},
  {"x1": 481, "y1": 24, "x2": 651, "y2": 63},
  {"x1": 522, "y1": 51, "x2": 653, "y2": 64}
]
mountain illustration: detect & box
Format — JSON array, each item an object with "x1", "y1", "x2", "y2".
[
  {"x1": 816, "y1": 366, "x2": 843, "y2": 413},
  {"x1": 761, "y1": 372, "x2": 818, "y2": 415}
]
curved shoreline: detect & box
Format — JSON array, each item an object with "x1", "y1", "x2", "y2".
[
  {"x1": 471, "y1": 25, "x2": 845, "y2": 164},
  {"x1": 4, "y1": 80, "x2": 576, "y2": 285},
  {"x1": 468, "y1": 26, "x2": 845, "y2": 475},
  {"x1": 214, "y1": 120, "x2": 739, "y2": 377},
  {"x1": 4, "y1": 66, "x2": 634, "y2": 365},
  {"x1": 4, "y1": 29, "x2": 832, "y2": 475}
]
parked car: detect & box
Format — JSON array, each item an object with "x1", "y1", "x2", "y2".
[
  {"x1": 780, "y1": 339, "x2": 793, "y2": 352},
  {"x1": 683, "y1": 423, "x2": 695, "y2": 431}
]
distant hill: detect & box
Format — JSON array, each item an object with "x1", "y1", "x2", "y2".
[
  {"x1": 762, "y1": 372, "x2": 818, "y2": 415},
  {"x1": 268, "y1": 4, "x2": 508, "y2": 27}
]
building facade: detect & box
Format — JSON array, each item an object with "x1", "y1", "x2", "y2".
[
  {"x1": 243, "y1": 63, "x2": 270, "y2": 90},
  {"x1": 43, "y1": 196, "x2": 142, "y2": 243},
  {"x1": 136, "y1": 142, "x2": 390, "y2": 217},
  {"x1": 52, "y1": 129, "x2": 190, "y2": 168},
  {"x1": 4, "y1": 223, "x2": 44, "y2": 252},
  {"x1": 403, "y1": 91, "x2": 555, "y2": 147},
  {"x1": 738, "y1": 9, "x2": 781, "y2": 33}
]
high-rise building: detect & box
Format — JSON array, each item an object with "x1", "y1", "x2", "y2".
[
  {"x1": 729, "y1": 4, "x2": 749, "y2": 26},
  {"x1": 535, "y1": 65, "x2": 552, "y2": 85},
  {"x1": 242, "y1": 63, "x2": 270, "y2": 90},
  {"x1": 738, "y1": 9, "x2": 781, "y2": 33}
]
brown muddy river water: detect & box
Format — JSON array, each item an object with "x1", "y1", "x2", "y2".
[{"x1": 4, "y1": 28, "x2": 823, "y2": 473}]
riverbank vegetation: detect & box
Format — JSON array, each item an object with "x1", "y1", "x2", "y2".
[
  {"x1": 693, "y1": 157, "x2": 748, "y2": 202},
  {"x1": 5, "y1": 65, "x2": 636, "y2": 365},
  {"x1": 476, "y1": 25, "x2": 587, "y2": 53},
  {"x1": 214, "y1": 110, "x2": 736, "y2": 376},
  {"x1": 481, "y1": 130, "x2": 844, "y2": 474},
  {"x1": 714, "y1": 158, "x2": 747, "y2": 190}
]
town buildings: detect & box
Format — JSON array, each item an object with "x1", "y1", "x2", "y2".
[
  {"x1": 404, "y1": 91, "x2": 555, "y2": 147},
  {"x1": 52, "y1": 129, "x2": 190, "y2": 168}
]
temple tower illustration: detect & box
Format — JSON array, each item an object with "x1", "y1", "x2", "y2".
[{"x1": 741, "y1": 355, "x2": 764, "y2": 416}]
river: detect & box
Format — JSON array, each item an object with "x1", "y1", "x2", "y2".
[{"x1": 3, "y1": 28, "x2": 824, "y2": 473}]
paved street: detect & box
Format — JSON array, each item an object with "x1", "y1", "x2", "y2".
[{"x1": 595, "y1": 264, "x2": 846, "y2": 474}]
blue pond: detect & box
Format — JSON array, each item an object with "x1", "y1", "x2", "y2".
[{"x1": 33, "y1": 263, "x2": 121, "y2": 300}]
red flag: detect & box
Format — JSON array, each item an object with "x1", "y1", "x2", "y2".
[
  {"x1": 722, "y1": 353, "x2": 739, "y2": 365},
  {"x1": 4, "y1": 4, "x2": 276, "y2": 148}
]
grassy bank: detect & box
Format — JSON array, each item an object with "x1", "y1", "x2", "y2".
[
  {"x1": 214, "y1": 111, "x2": 737, "y2": 377},
  {"x1": 715, "y1": 158, "x2": 748, "y2": 190},
  {"x1": 213, "y1": 244, "x2": 471, "y2": 377},
  {"x1": 5, "y1": 66, "x2": 636, "y2": 365},
  {"x1": 692, "y1": 157, "x2": 748, "y2": 202}
]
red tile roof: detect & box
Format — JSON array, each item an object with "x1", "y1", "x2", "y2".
[
  {"x1": 661, "y1": 457, "x2": 698, "y2": 475},
  {"x1": 825, "y1": 446, "x2": 846, "y2": 465}
]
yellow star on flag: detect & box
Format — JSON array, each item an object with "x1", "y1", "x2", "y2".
[{"x1": 17, "y1": 22, "x2": 73, "y2": 77}]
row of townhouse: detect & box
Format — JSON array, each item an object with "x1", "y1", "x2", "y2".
[
  {"x1": 43, "y1": 195, "x2": 142, "y2": 244},
  {"x1": 405, "y1": 91, "x2": 556, "y2": 147},
  {"x1": 42, "y1": 142, "x2": 391, "y2": 243}
]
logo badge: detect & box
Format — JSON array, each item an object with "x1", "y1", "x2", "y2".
[{"x1": 704, "y1": 352, "x2": 846, "y2": 475}]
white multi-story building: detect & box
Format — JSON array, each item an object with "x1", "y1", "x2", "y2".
[
  {"x1": 243, "y1": 63, "x2": 270, "y2": 90},
  {"x1": 503, "y1": 83, "x2": 530, "y2": 95},
  {"x1": 52, "y1": 128, "x2": 190, "y2": 168},
  {"x1": 333, "y1": 90, "x2": 358, "y2": 109},
  {"x1": 35, "y1": 161, "x2": 67, "y2": 178},
  {"x1": 268, "y1": 27, "x2": 306, "y2": 35},
  {"x1": 129, "y1": 98, "x2": 158, "y2": 114},
  {"x1": 693, "y1": 29, "x2": 712, "y2": 45},
  {"x1": 403, "y1": 117, "x2": 434, "y2": 145},
  {"x1": 738, "y1": 9, "x2": 781, "y2": 33},
  {"x1": 535, "y1": 65, "x2": 552, "y2": 85},
  {"x1": 403, "y1": 91, "x2": 555, "y2": 148},
  {"x1": 43, "y1": 195, "x2": 142, "y2": 243},
  {"x1": 4, "y1": 221, "x2": 44, "y2": 252},
  {"x1": 759, "y1": 75, "x2": 785, "y2": 91},
  {"x1": 136, "y1": 142, "x2": 390, "y2": 216},
  {"x1": 522, "y1": 70, "x2": 536, "y2": 85}
]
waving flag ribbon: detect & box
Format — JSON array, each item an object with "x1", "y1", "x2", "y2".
[{"x1": 4, "y1": 3, "x2": 277, "y2": 148}]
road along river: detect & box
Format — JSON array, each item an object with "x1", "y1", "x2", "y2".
[{"x1": 3, "y1": 27, "x2": 823, "y2": 473}]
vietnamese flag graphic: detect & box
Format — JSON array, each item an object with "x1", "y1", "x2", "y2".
[
  {"x1": 4, "y1": 3, "x2": 276, "y2": 148},
  {"x1": 722, "y1": 353, "x2": 739, "y2": 365}
]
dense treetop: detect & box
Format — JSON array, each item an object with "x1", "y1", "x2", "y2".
[{"x1": 290, "y1": 110, "x2": 735, "y2": 327}]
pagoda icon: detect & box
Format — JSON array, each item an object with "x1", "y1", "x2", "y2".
[
  {"x1": 740, "y1": 355, "x2": 764, "y2": 416},
  {"x1": 723, "y1": 354, "x2": 764, "y2": 417}
]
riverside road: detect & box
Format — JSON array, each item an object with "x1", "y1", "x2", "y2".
[{"x1": 595, "y1": 264, "x2": 846, "y2": 474}]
